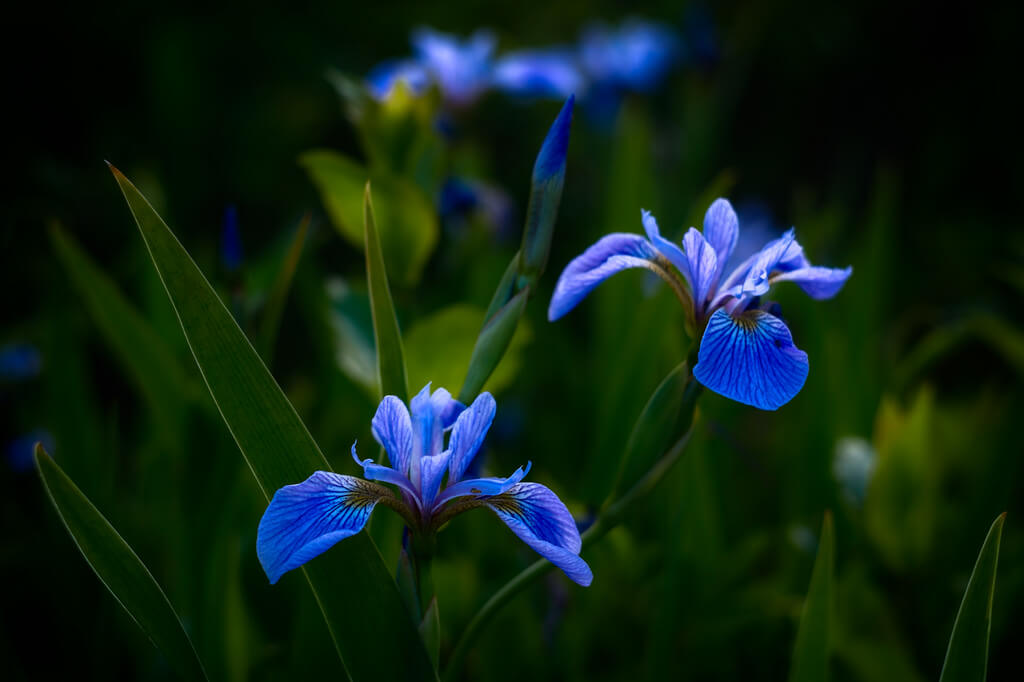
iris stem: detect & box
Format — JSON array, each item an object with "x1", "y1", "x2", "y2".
[{"x1": 442, "y1": 393, "x2": 700, "y2": 681}]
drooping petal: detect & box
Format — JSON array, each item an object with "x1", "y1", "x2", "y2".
[
  {"x1": 371, "y1": 395, "x2": 414, "y2": 475},
  {"x1": 702, "y1": 198, "x2": 739, "y2": 278},
  {"x1": 257, "y1": 472, "x2": 384, "y2": 584},
  {"x1": 693, "y1": 309, "x2": 809, "y2": 410},
  {"x1": 447, "y1": 393, "x2": 497, "y2": 484},
  {"x1": 548, "y1": 233, "x2": 661, "y2": 321},
  {"x1": 351, "y1": 443, "x2": 419, "y2": 504},
  {"x1": 433, "y1": 463, "x2": 531, "y2": 509},
  {"x1": 641, "y1": 209, "x2": 689, "y2": 275},
  {"x1": 771, "y1": 265, "x2": 853, "y2": 300},
  {"x1": 486, "y1": 483, "x2": 592, "y2": 586},
  {"x1": 681, "y1": 227, "x2": 718, "y2": 311}
]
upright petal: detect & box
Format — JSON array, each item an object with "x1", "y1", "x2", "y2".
[
  {"x1": 433, "y1": 463, "x2": 531, "y2": 509},
  {"x1": 371, "y1": 395, "x2": 414, "y2": 475},
  {"x1": 486, "y1": 483, "x2": 592, "y2": 586},
  {"x1": 419, "y1": 450, "x2": 452, "y2": 508},
  {"x1": 771, "y1": 265, "x2": 853, "y2": 300},
  {"x1": 641, "y1": 209, "x2": 689, "y2": 275},
  {"x1": 409, "y1": 384, "x2": 462, "y2": 487},
  {"x1": 447, "y1": 393, "x2": 497, "y2": 484},
  {"x1": 693, "y1": 309, "x2": 809, "y2": 410},
  {"x1": 548, "y1": 233, "x2": 660, "y2": 321},
  {"x1": 703, "y1": 198, "x2": 739, "y2": 278},
  {"x1": 681, "y1": 227, "x2": 718, "y2": 311},
  {"x1": 257, "y1": 472, "x2": 384, "y2": 584}
]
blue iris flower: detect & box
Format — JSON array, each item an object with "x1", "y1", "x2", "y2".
[
  {"x1": 257, "y1": 384, "x2": 592, "y2": 586},
  {"x1": 548, "y1": 199, "x2": 852, "y2": 410},
  {"x1": 578, "y1": 19, "x2": 683, "y2": 93},
  {"x1": 491, "y1": 48, "x2": 587, "y2": 99},
  {"x1": 366, "y1": 28, "x2": 495, "y2": 106}
]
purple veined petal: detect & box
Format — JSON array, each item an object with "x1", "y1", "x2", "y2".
[
  {"x1": 419, "y1": 450, "x2": 452, "y2": 508},
  {"x1": 409, "y1": 384, "x2": 441, "y2": 487},
  {"x1": 771, "y1": 265, "x2": 853, "y2": 300},
  {"x1": 428, "y1": 386, "x2": 465, "y2": 430},
  {"x1": 682, "y1": 227, "x2": 718, "y2": 313},
  {"x1": 548, "y1": 233, "x2": 661, "y2": 321},
  {"x1": 432, "y1": 462, "x2": 531, "y2": 509},
  {"x1": 371, "y1": 395, "x2": 414, "y2": 475},
  {"x1": 702, "y1": 198, "x2": 739, "y2": 281},
  {"x1": 486, "y1": 482, "x2": 591, "y2": 586},
  {"x1": 365, "y1": 59, "x2": 431, "y2": 101},
  {"x1": 735, "y1": 228, "x2": 798, "y2": 301},
  {"x1": 491, "y1": 49, "x2": 586, "y2": 99},
  {"x1": 351, "y1": 443, "x2": 420, "y2": 506},
  {"x1": 693, "y1": 309, "x2": 809, "y2": 411},
  {"x1": 257, "y1": 472, "x2": 384, "y2": 584},
  {"x1": 446, "y1": 392, "x2": 497, "y2": 484},
  {"x1": 641, "y1": 209, "x2": 689, "y2": 276}
]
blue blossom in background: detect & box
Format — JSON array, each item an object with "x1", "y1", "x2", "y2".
[
  {"x1": 365, "y1": 59, "x2": 431, "y2": 100},
  {"x1": 548, "y1": 199, "x2": 851, "y2": 410},
  {"x1": 0, "y1": 343, "x2": 42, "y2": 381},
  {"x1": 414, "y1": 28, "x2": 496, "y2": 105},
  {"x1": 578, "y1": 19, "x2": 683, "y2": 93},
  {"x1": 491, "y1": 48, "x2": 586, "y2": 99},
  {"x1": 257, "y1": 385, "x2": 592, "y2": 585}
]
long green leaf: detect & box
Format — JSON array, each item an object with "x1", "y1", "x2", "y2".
[
  {"x1": 939, "y1": 513, "x2": 1006, "y2": 682},
  {"x1": 35, "y1": 445, "x2": 208, "y2": 681},
  {"x1": 364, "y1": 182, "x2": 409, "y2": 402},
  {"x1": 789, "y1": 511, "x2": 835, "y2": 682},
  {"x1": 257, "y1": 213, "x2": 310, "y2": 361},
  {"x1": 49, "y1": 223, "x2": 200, "y2": 421},
  {"x1": 458, "y1": 287, "x2": 529, "y2": 403},
  {"x1": 108, "y1": 164, "x2": 435, "y2": 681}
]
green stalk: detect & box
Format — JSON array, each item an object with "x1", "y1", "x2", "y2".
[{"x1": 442, "y1": 383, "x2": 701, "y2": 681}]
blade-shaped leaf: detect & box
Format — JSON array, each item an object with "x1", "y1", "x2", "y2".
[
  {"x1": 939, "y1": 513, "x2": 1006, "y2": 682},
  {"x1": 364, "y1": 182, "x2": 409, "y2": 402},
  {"x1": 458, "y1": 287, "x2": 529, "y2": 403},
  {"x1": 301, "y1": 150, "x2": 438, "y2": 285},
  {"x1": 35, "y1": 445, "x2": 208, "y2": 681},
  {"x1": 257, "y1": 213, "x2": 310, "y2": 361},
  {"x1": 108, "y1": 164, "x2": 436, "y2": 681},
  {"x1": 49, "y1": 223, "x2": 200, "y2": 420},
  {"x1": 789, "y1": 511, "x2": 835, "y2": 682}
]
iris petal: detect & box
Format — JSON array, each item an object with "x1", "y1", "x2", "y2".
[
  {"x1": 433, "y1": 463, "x2": 531, "y2": 508},
  {"x1": 447, "y1": 393, "x2": 497, "y2": 484},
  {"x1": 352, "y1": 443, "x2": 420, "y2": 504},
  {"x1": 486, "y1": 483, "x2": 592, "y2": 586},
  {"x1": 702, "y1": 198, "x2": 739, "y2": 280},
  {"x1": 771, "y1": 265, "x2": 853, "y2": 300},
  {"x1": 641, "y1": 209, "x2": 689, "y2": 275},
  {"x1": 681, "y1": 227, "x2": 718, "y2": 311},
  {"x1": 371, "y1": 396, "x2": 414, "y2": 475},
  {"x1": 548, "y1": 233, "x2": 661, "y2": 320},
  {"x1": 693, "y1": 309, "x2": 809, "y2": 410},
  {"x1": 420, "y1": 451, "x2": 451, "y2": 508},
  {"x1": 257, "y1": 472, "x2": 383, "y2": 584},
  {"x1": 492, "y1": 49, "x2": 585, "y2": 100}
]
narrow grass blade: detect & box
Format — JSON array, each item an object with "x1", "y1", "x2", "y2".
[
  {"x1": 108, "y1": 164, "x2": 435, "y2": 681},
  {"x1": 458, "y1": 287, "x2": 529, "y2": 403},
  {"x1": 364, "y1": 182, "x2": 409, "y2": 402},
  {"x1": 35, "y1": 445, "x2": 208, "y2": 681},
  {"x1": 789, "y1": 511, "x2": 835, "y2": 682},
  {"x1": 257, "y1": 212, "x2": 310, "y2": 361},
  {"x1": 939, "y1": 513, "x2": 1006, "y2": 682}
]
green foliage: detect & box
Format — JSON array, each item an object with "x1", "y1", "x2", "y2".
[
  {"x1": 35, "y1": 445, "x2": 208, "y2": 681},
  {"x1": 788, "y1": 513, "x2": 835, "y2": 682},
  {"x1": 301, "y1": 150, "x2": 438, "y2": 285},
  {"x1": 108, "y1": 165, "x2": 436, "y2": 681},
  {"x1": 363, "y1": 183, "x2": 409, "y2": 401},
  {"x1": 939, "y1": 514, "x2": 1006, "y2": 682},
  {"x1": 459, "y1": 287, "x2": 529, "y2": 403}
]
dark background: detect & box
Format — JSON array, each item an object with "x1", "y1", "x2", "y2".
[{"x1": 3, "y1": 1, "x2": 1021, "y2": 680}]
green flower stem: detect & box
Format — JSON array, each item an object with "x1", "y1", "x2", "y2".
[{"x1": 442, "y1": 384, "x2": 701, "y2": 681}]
